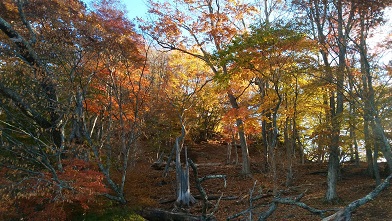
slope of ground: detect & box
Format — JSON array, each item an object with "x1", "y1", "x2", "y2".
[{"x1": 124, "y1": 142, "x2": 392, "y2": 220}]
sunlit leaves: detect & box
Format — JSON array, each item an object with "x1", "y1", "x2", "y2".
[{"x1": 142, "y1": 0, "x2": 256, "y2": 53}]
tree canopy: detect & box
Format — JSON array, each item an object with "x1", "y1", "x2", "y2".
[{"x1": 1, "y1": 0, "x2": 392, "y2": 220}]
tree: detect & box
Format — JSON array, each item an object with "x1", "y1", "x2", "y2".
[
  {"x1": 0, "y1": 1, "x2": 148, "y2": 219},
  {"x1": 81, "y1": 0, "x2": 149, "y2": 204},
  {"x1": 292, "y1": 0, "x2": 352, "y2": 202},
  {"x1": 352, "y1": 0, "x2": 392, "y2": 184},
  {"x1": 142, "y1": 0, "x2": 256, "y2": 175},
  {"x1": 292, "y1": 0, "x2": 392, "y2": 201},
  {"x1": 221, "y1": 21, "x2": 317, "y2": 191},
  {"x1": 0, "y1": 0, "x2": 110, "y2": 218},
  {"x1": 156, "y1": 50, "x2": 214, "y2": 206}
]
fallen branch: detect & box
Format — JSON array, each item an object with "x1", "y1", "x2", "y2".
[
  {"x1": 159, "y1": 195, "x2": 238, "y2": 204},
  {"x1": 139, "y1": 208, "x2": 213, "y2": 221},
  {"x1": 235, "y1": 172, "x2": 392, "y2": 221},
  {"x1": 188, "y1": 158, "x2": 226, "y2": 220},
  {"x1": 273, "y1": 195, "x2": 328, "y2": 217},
  {"x1": 228, "y1": 184, "x2": 277, "y2": 221},
  {"x1": 228, "y1": 191, "x2": 334, "y2": 221},
  {"x1": 205, "y1": 195, "x2": 238, "y2": 201},
  {"x1": 322, "y1": 172, "x2": 392, "y2": 221},
  {"x1": 227, "y1": 204, "x2": 266, "y2": 220}
]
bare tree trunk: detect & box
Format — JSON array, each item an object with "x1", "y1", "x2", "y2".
[
  {"x1": 175, "y1": 116, "x2": 196, "y2": 206},
  {"x1": 256, "y1": 78, "x2": 270, "y2": 170},
  {"x1": 372, "y1": 117, "x2": 392, "y2": 171},
  {"x1": 262, "y1": 117, "x2": 269, "y2": 170},
  {"x1": 364, "y1": 119, "x2": 375, "y2": 177},
  {"x1": 347, "y1": 83, "x2": 359, "y2": 166},
  {"x1": 227, "y1": 142, "x2": 232, "y2": 164},
  {"x1": 271, "y1": 85, "x2": 282, "y2": 193},
  {"x1": 326, "y1": 0, "x2": 350, "y2": 203},
  {"x1": 228, "y1": 92, "x2": 251, "y2": 175},
  {"x1": 358, "y1": 9, "x2": 392, "y2": 174},
  {"x1": 285, "y1": 118, "x2": 293, "y2": 187},
  {"x1": 284, "y1": 92, "x2": 294, "y2": 187},
  {"x1": 372, "y1": 131, "x2": 381, "y2": 186}
]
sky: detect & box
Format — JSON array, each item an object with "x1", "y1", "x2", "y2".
[
  {"x1": 84, "y1": 0, "x2": 149, "y2": 20},
  {"x1": 87, "y1": 0, "x2": 391, "y2": 64},
  {"x1": 121, "y1": 0, "x2": 149, "y2": 20}
]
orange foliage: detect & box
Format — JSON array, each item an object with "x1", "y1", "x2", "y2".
[{"x1": 221, "y1": 107, "x2": 261, "y2": 140}]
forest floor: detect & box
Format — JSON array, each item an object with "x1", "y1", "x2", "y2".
[{"x1": 121, "y1": 142, "x2": 392, "y2": 221}]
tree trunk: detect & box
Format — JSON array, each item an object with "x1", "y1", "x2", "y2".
[
  {"x1": 326, "y1": 0, "x2": 348, "y2": 203},
  {"x1": 326, "y1": 141, "x2": 340, "y2": 202},
  {"x1": 284, "y1": 91, "x2": 294, "y2": 187},
  {"x1": 347, "y1": 80, "x2": 359, "y2": 166},
  {"x1": 262, "y1": 117, "x2": 269, "y2": 170},
  {"x1": 358, "y1": 9, "x2": 392, "y2": 173},
  {"x1": 372, "y1": 131, "x2": 381, "y2": 186},
  {"x1": 175, "y1": 117, "x2": 196, "y2": 206},
  {"x1": 227, "y1": 142, "x2": 232, "y2": 164},
  {"x1": 256, "y1": 78, "x2": 270, "y2": 170},
  {"x1": 372, "y1": 117, "x2": 392, "y2": 171},
  {"x1": 364, "y1": 119, "x2": 375, "y2": 177},
  {"x1": 285, "y1": 118, "x2": 293, "y2": 187},
  {"x1": 228, "y1": 92, "x2": 251, "y2": 175},
  {"x1": 271, "y1": 85, "x2": 282, "y2": 193}
]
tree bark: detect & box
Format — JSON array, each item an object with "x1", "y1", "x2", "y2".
[
  {"x1": 358, "y1": 9, "x2": 392, "y2": 173},
  {"x1": 326, "y1": 0, "x2": 351, "y2": 202},
  {"x1": 228, "y1": 92, "x2": 251, "y2": 175},
  {"x1": 175, "y1": 116, "x2": 196, "y2": 206},
  {"x1": 364, "y1": 119, "x2": 375, "y2": 177}
]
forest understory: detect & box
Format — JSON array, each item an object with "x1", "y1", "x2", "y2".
[{"x1": 118, "y1": 142, "x2": 392, "y2": 221}]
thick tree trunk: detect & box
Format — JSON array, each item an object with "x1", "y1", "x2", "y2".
[
  {"x1": 372, "y1": 117, "x2": 392, "y2": 171},
  {"x1": 326, "y1": 0, "x2": 348, "y2": 203},
  {"x1": 228, "y1": 92, "x2": 251, "y2": 175},
  {"x1": 364, "y1": 119, "x2": 375, "y2": 177},
  {"x1": 358, "y1": 9, "x2": 392, "y2": 173},
  {"x1": 326, "y1": 145, "x2": 339, "y2": 202},
  {"x1": 372, "y1": 134, "x2": 381, "y2": 186}
]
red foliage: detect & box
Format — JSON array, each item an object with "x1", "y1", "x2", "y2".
[{"x1": 0, "y1": 159, "x2": 108, "y2": 220}]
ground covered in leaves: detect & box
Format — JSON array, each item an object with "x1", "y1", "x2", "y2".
[{"x1": 123, "y1": 142, "x2": 392, "y2": 220}]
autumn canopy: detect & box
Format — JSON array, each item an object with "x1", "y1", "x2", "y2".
[{"x1": 0, "y1": 0, "x2": 392, "y2": 220}]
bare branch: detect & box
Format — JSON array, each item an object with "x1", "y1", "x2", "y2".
[
  {"x1": 17, "y1": 0, "x2": 36, "y2": 44},
  {"x1": 323, "y1": 172, "x2": 392, "y2": 221}
]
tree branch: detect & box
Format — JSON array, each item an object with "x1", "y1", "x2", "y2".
[
  {"x1": 0, "y1": 16, "x2": 42, "y2": 67},
  {"x1": 0, "y1": 83, "x2": 52, "y2": 128},
  {"x1": 323, "y1": 172, "x2": 392, "y2": 221}
]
